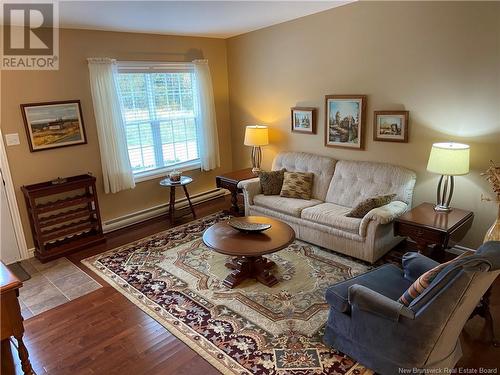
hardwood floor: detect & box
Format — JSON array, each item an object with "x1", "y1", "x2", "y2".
[{"x1": 18, "y1": 196, "x2": 499, "y2": 374}]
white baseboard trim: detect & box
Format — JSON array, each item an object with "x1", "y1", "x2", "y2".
[
  {"x1": 102, "y1": 188, "x2": 227, "y2": 233},
  {"x1": 26, "y1": 247, "x2": 35, "y2": 259}
]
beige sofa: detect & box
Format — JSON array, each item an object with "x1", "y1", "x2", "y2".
[{"x1": 238, "y1": 151, "x2": 417, "y2": 263}]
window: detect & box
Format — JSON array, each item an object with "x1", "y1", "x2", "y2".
[{"x1": 116, "y1": 62, "x2": 200, "y2": 178}]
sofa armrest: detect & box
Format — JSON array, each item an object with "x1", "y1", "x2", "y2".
[
  {"x1": 237, "y1": 178, "x2": 261, "y2": 205},
  {"x1": 363, "y1": 201, "x2": 408, "y2": 225},
  {"x1": 402, "y1": 252, "x2": 440, "y2": 283},
  {"x1": 348, "y1": 284, "x2": 415, "y2": 322}
]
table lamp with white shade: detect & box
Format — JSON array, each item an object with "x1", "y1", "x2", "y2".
[
  {"x1": 426, "y1": 142, "x2": 470, "y2": 212},
  {"x1": 244, "y1": 125, "x2": 269, "y2": 174}
]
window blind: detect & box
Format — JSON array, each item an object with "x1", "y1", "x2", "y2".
[{"x1": 116, "y1": 61, "x2": 199, "y2": 175}]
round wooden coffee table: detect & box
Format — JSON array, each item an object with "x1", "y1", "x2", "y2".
[{"x1": 202, "y1": 216, "x2": 295, "y2": 288}]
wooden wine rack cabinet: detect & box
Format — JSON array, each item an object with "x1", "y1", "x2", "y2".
[{"x1": 21, "y1": 174, "x2": 105, "y2": 262}]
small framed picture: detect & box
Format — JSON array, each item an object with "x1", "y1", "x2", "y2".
[
  {"x1": 21, "y1": 100, "x2": 87, "y2": 152},
  {"x1": 373, "y1": 111, "x2": 409, "y2": 143},
  {"x1": 291, "y1": 107, "x2": 316, "y2": 134},
  {"x1": 325, "y1": 95, "x2": 366, "y2": 149}
]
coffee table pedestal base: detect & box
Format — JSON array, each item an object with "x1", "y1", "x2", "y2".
[{"x1": 224, "y1": 256, "x2": 278, "y2": 288}]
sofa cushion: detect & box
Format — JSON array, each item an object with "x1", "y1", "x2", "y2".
[
  {"x1": 325, "y1": 264, "x2": 412, "y2": 313},
  {"x1": 280, "y1": 171, "x2": 314, "y2": 200},
  {"x1": 253, "y1": 194, "x2": 322, "y2": 217},
  {"x1": 325, "y1": 160, "x2": 416, "y2": 207},
  {"x1": 346, "y1": 194, "x2": 396, "y2": 218},
  {"x1": 301, "y1": 203, "x2": 361, "y2": 233},
  {"x1": 259, "y1": 169, "x2": 285, "y2": 195},
  {"x1": 272, "y1": 151, "x2": 337, "y2": 201}
]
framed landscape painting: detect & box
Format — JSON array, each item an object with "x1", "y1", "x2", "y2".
[
  {"x1": 325, "y1": 95, "x2": 366, "y2": 149},
  {"x1": 373, "y1": 110, "x2": 409, "y2": 143},
  {"x1": 21, "y1": 100, "x2": 87, "y2": 152},
  {"x1": 291, "y1": 107, "x2": 316, "y2": 134}
]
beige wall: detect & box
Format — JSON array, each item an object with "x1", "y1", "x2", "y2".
[
  {"x1": 1, "y1": 28, "x2": 232, "y2": 248},
  {"x1": 227, "y1": 1, "x2": 500, "y2": 248}
]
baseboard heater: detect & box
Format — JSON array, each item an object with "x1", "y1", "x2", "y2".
[{"x1": 102, "y1": 188, "x2": 227, "y2": 233}]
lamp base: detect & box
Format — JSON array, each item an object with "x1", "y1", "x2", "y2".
[
  {"x1": 434, "y1": 175, "x2": 455, "y2": 213},
  {"x1": 434, "y1": 204, "x2": 453, "y2": 212},
  {"x1": 251, "y1": 146, "x2": 262, "y2": 175}
]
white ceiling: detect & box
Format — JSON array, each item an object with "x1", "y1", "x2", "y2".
[{"x1": 59, "y1": 1, "x2": 352, "y2": 38}]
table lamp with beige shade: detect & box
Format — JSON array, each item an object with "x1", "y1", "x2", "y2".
[
  {"x1": 427, "y1": 142, "x2": 470, "y2": 212},
  {"x1": 244, "y1": 125, "x2": 269, "y2": 174}
]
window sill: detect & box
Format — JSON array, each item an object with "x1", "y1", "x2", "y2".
[{"x1": 134, "y1": 160, "x2": 201, "y2": 183}]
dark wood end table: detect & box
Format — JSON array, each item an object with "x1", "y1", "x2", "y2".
[
  {"x1": 215, "y1": 168, "x2": 257, "y2": 216},
  {"x1": 394, "y1": 202, "x2": 474, "y2": 261},
  {"x1": 159, "y1": 176, "x2": 196, "y2": 225},
  {"x1": 202, "y1": 216, "x2": 295, "y2": 288},
  {"x1": 1, "y1": 262, "x2": 33, "y2": 375}
]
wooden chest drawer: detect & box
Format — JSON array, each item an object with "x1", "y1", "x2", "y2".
[{"x1": 395, "y1": 222, "x2": 445, "y2": 243}]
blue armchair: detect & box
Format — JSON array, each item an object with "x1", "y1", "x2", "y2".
[{"x1": 323, "y1": 241, "x2": 500, "y2": 375}]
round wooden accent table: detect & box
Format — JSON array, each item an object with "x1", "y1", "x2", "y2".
[
  {"x1": 202, "y1": 216, "x2": 295, "y2": 288},
  {"x1": 159, "y1": 176, "x2": 196, "y2": 225}
]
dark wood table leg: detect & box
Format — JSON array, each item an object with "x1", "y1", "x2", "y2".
[
  {"x1": 168, "y1": 186, "x2": 176, "y2": 225},
  {"x1": 223, "y1": 256, "x2": 278, "y2": 288},
  {"x1": 1, "y1": 339, "x2": 15, "y2": 375},
  {"x1": 182, "y1": 185, "x2": 196, "y2": 219},
  {"x1": 14, "y1": 334, "x2": 34, "y2": 375},
  {"x1": 229, "y1": 189, "x2": 240, "y2": 215},
  {"x1": 415, "y1": 239, "x2": 430, "y2": 255}
]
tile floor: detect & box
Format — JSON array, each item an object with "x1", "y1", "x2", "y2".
[{"x1": 18, "y1": 257, "x2": 101, "y2": 318}]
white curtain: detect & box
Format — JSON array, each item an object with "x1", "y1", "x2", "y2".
[
  {"x1": 193, "y1": 59, "x2": 220, "y2": 171},
  {"x1": 87, "y1": 58, "x2": 135, "y2": 193}
]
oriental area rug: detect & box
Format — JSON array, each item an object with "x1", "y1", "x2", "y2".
[{"x1": 82, "y1": 212, "x2": 374, "y2": 375}]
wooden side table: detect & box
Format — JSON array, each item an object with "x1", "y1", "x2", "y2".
[
  {"x1": 215, "y1": 168, "x2": 257, "y2": 216},
  {"x1": 394, "y1": 202, "x2": 474, "y2": 260},
  {"x1": 159, "y1": 176, "x2": 196, "y2": 225},
  {"x1": 1, "y1": 262, "x2": 34, "y2": 375}
]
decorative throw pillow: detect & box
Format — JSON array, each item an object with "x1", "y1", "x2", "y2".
[
  {"x1": 259, "y1": 169, "x2": 285, "y2": 195},
  {"x1": 398, "y1": 251, "x2": 472, "y2": 306},
  {"x1": 280, "y1": 171, "x2": 314, "y2": 200},
  {"x1": 346, "y1": 194, "x2": 396, "y2": 218}
]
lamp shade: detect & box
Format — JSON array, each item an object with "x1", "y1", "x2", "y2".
[
  {"x1": 244, "y1": 125, "x2": 269, "y2": 146},
  {"x1": 427, "y1": 142, "x2": 470, "y2": 176}
]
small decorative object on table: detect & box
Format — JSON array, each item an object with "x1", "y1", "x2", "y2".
[
  {"x1": 51, "y1": 177, "x2": 68, "y2": 185},
  {"x1": 426, "y1": 142, "x2": 470, "y2": 212},
  {"x1": 482, "y1": 160, "x2": 500, "y2": 242},
  {"x1": 244, "y1": 125, "x2": 269, "y2": 174},
  {"x1": 169, "y1": 169, "x2": 182, "y2": 182},
  {"x1": 227, "y1": 218, "x2": 271, "y2": 233},
  {"x1": 291, "y1": 107, "x2": 316, "y2": 134}
]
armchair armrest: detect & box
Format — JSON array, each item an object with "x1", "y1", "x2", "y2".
[
  {"x1": 401, "y1": 252, "x2": 440, "y2": 283},
  {"x1": 237, "y1": 178, "x2": 261, "y2": 205},
  {"x1": 363, "y1": 201, "x2": 408, "y2": 225},
  {"x1": 348, "y1": 284, "x2": 415, "y2": 322}
]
